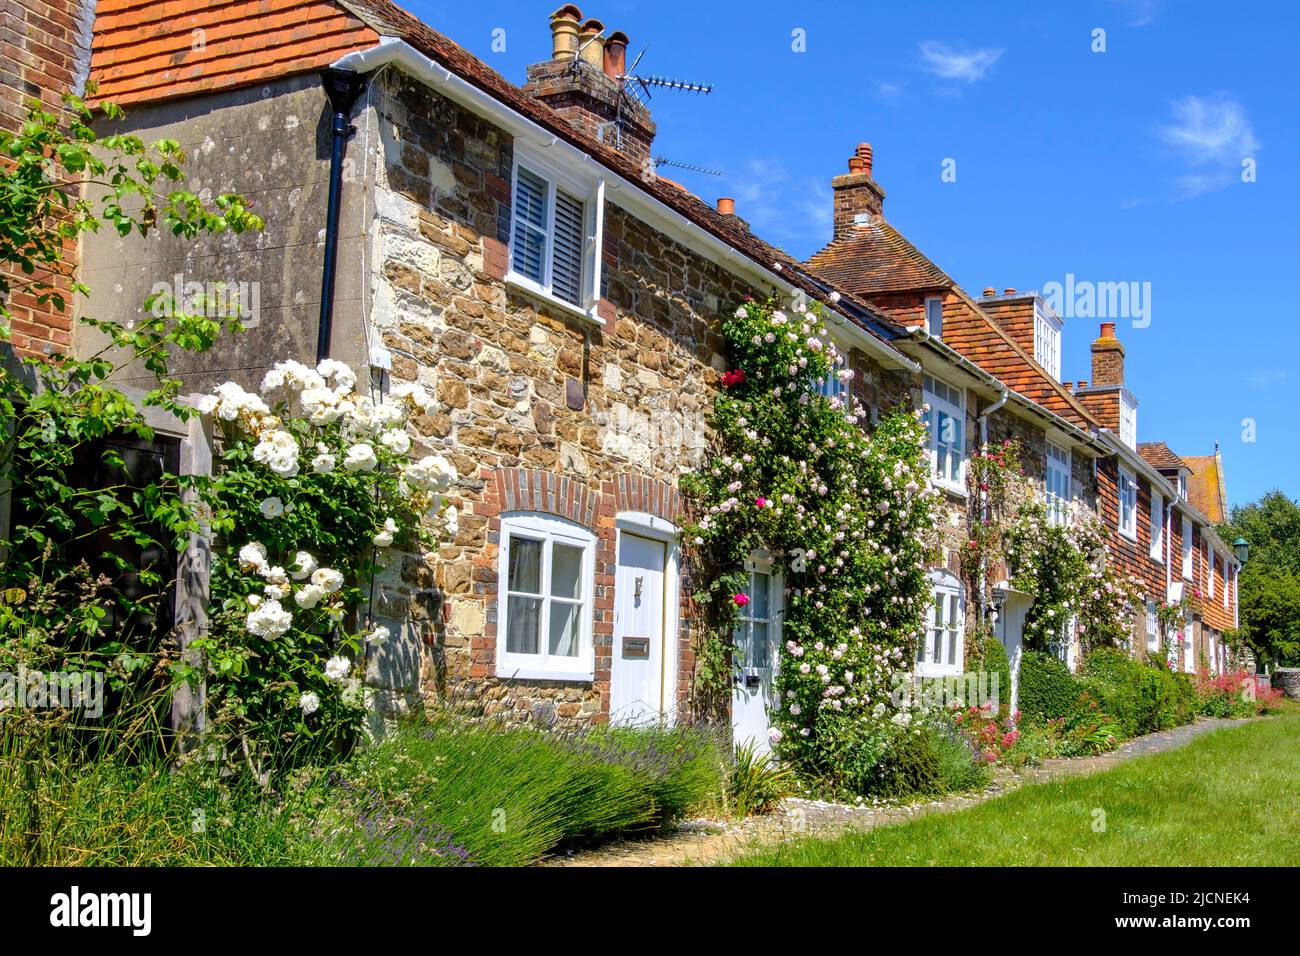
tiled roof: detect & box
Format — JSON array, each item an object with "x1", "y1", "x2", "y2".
[
  {"x1": 939, "y1": 286, "x2": 1099, "y2": 430},
  {"x1": 1137, "y1": 441, "x2": 1188, "y2": 471},
  {"x1": 1182, "y1": 452, "x2": 1228, "y2": 524},
  {"x1": 808, "y1": 215, "x2": 953, "y2": 294},
  {"x1": 94, "y1": 0, "x2": 901, "y2": 347},
  {"x1": 90, "y1": 0, "x2": 379, "y2": 105},
  {"x1": 804, "y1": 217, "x2": 1098, "y2": 430}
]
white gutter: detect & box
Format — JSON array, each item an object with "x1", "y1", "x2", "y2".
[{"x1": 332, "y1": 38, "x2": 915, "y2": 372}]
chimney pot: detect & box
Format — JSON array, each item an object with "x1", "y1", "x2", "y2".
[
  {"x1": 1100, "y1": 321, "x2": 1116, "y2": 339},
  {"x1": 983, "y1": 286, "x2": 996, "y2": 297},
  {"x1": 550, "y1": 5, "x2": 582, "y2": 61},
  {"x1": 1077, "y1": 379, "x2": 1088, "y2": 389},
  {"x1": 832, "y1": 140, "x2": 885, "y2": 237},
  {"x1": 1004, "y1": 287, "x2": 1016, "y2": 295},
  {"x1": 604, "y1": 30, "x2": 628, "y2": 79},
  {"x1": 717, "y1": 197, "x2": 735, "y2": 216},
  {"x1": 579, "y1": 18, "x2": 606, "y2": 68}
]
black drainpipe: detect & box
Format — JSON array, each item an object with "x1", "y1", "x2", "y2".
[{"x1": 316, "y1": 68, "x2": 368, "y2": 365}]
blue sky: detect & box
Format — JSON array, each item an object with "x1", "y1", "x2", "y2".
[{"x1": 406, "y1": 0, "x2": 1296, "y2": 510}]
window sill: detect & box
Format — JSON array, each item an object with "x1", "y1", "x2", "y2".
[
  {"x1": 914, "y1": 662, "x2": 964, "y2": 679},
  {"x1": 504, "y1": 274, "x2": 605, "y2": 327},
  {"x1": 495, "y1": 663, "x2": 594, "y2": 683},
  {"x1": 1119, "y1": 528, "x2": 1138, "y2": 543},
  {"x1": 932, "y1": 478, "x2": 968, "y2": 498}
]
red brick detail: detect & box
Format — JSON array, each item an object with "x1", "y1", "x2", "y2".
[
  {"x1": 1, "y1": 0, "x2": 95, "y2": 359},
  {"x1": 482, "y1": 236, "x2": 508, "y2": 282}
]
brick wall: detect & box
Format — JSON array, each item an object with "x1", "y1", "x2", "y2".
[{"x1": 1, "y1": 0, "x2": 95, "y2": 358}]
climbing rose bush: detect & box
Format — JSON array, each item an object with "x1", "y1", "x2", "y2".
[
  {"x1": 1005, "y1": 500, "x2": 1140, "y2": 656},
  {"x1": 191, "y1": 359, "x2": 458, "y2": 772},
  {"x1": 681, "y1": 297, "x2": 938, "y2": 778}
]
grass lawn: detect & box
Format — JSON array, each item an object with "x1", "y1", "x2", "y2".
[{"x1": 732, "y1": 712, "x2": 1300, "y2": 866}]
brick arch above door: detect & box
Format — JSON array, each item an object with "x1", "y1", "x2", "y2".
[{"x1": 607, "y1": 474, "x2": 687, "y2": 526}]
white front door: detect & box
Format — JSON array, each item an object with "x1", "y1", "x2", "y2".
[
  {"x1": 610, "y1": 532, "x2": 671, "y2": 726},
  {"x1": 1184, "y1": 619, "x2": 1195, "y2": 672},
  {"x1": 732, "y1": 561, "x2": 781, "y2": 752}
]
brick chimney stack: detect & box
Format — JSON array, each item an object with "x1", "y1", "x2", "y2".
[
  {"x1": 832, "y1": 142, "x2": 886, "y2": 238},
  {"x1": 1091, "y1": 321, "x2": 1125, "y2": 387},
  {"x1": 523, "y1": 6, "x2": 655, "y2": 166}
]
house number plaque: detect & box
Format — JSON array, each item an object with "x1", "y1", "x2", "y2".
[{"x1": 622, "y1": 637, "x2": 650, "y2": 659}]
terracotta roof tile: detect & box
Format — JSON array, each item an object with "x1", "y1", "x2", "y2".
[
  {"x1": 1182, "y1": 452, "x2": 1227, "y2": 524},
  {"x1": 1137, "y1": 441, "x2": 1187, "y2": 471},
  {"x1": 807, "y1": 215, "x2": 953, "y2": 294}
]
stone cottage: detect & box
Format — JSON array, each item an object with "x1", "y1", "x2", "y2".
[{"x1": 74, "y1": 0, "x2": 923, "y2": 744}]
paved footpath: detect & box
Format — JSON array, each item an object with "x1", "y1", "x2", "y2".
[{"x1": 541, "y1": 716, "x2": 1252, "y2": 867}]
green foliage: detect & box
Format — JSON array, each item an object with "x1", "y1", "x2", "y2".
[
  {"x1": 728, "y1": 740, "x2": 794, "y2": 817},
  {"x1": 1219, "y1": 491, "x2": 1300, "y2": 667},
  {"x1": 0, "y1": 95, "x2": 261, "y2": 680},
  {"x1": 1080, "y1": 647, "x2": 1196, "y2": 737},
  {"x1": 1016, "y1": 650, "x2": 1082, "y2": 724},
  {"x1": 966, "y1": 624, "x2": 1011, "y2": 712},
  {"x1": 681, "y1": 296, "x2": 937, "y2": 772}
]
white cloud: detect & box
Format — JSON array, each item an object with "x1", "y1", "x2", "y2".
[
  {"x1": 722, "y1": 158, "x2": 831, "y2": 250},
  {"x1": 1246, "y1": 369, "x2": 1287, "y2": 390},
  {"x1": 1109, "y1": 0, "x2": 1164, "y2": 27},
  {"x1": 917, "y1": 41, "x2": 1004, "y2": 83},
  {"x1": 1157, "y1": 93, "x2": 1259, "y2": 198}
]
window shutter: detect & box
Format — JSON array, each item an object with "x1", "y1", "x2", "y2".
[
  {"x1": 511, "y1": 168, "x2": 547, "y2": 282},
  {"x1": 551, "y1": 190, "x2": 585, "y2": 305}
]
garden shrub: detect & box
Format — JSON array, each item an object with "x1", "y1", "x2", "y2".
[
  {"x1": 1017, "y1": 650, "x2": 1083, "y2": 724},
  {"x1": 871, "y1": 728, "x2": 943, "y2": 799},
  {"x1": 1080, "y1": 648, "x2": 1197, "y2": 736},
  {"x1": 1196, "y1": 670, "x2": 1284, "y2": 718}
]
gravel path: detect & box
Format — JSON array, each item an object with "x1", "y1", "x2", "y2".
[{"x1": 540, "y1": 716, "x2": 1253, "y2": 867}]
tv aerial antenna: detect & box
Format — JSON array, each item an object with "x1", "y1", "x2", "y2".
[{"x1": 597, "y1": 45, "x2": 717, "y2": 175}]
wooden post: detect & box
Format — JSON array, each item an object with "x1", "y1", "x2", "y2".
[{"x1": 171, "y1": 404, "x2": 213, "y2": 750}]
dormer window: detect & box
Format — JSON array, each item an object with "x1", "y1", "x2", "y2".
[
  {"x1": 1119, "y1": 392, "x2": 1138, "y2": 450},
  {"x1": 1034, "y1": 299, "x2": 1062, "y2": 380},
  {"x1": 925, "y1": 297, "x2": 943, "y2": 337},
  {"x1": 1178, "y1": 473, "x2": 1188, "y2": 500}
]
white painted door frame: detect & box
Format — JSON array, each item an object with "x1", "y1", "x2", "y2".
[{"x1": 610, "y1": 511, "x2": 681, "y2": 726}]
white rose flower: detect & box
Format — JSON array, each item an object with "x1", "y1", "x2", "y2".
[
  {"x1": 372, "y1": 517, "x2": 399, "y2": 548},
  {"x1": 289, "y1": 551, "x2": 317, "y2": 581},
  {"x1": 258, "y1": 564, "x2": 288, "y2": 585},
  {"x1": 299, "y1": 691, "x2": 320, "y2": 716},
  {"x1": 312, "y1": 567, "x2": 344, "y2": 593},
  {"x1": 366, "y1": 625, "x2": 391, "y2": 646},
  {"x1": 404, "y1": 454, "x2": 457, "y2": 494},
  {"x1": 311, "y1": 451, "x2": 336, "y2": 474},
  {"x1": 324, "y1": 655, "x2": 351, "y2": 683},
  {"x1": 444, "y1": 505, "x2": 459, "y2": 537},
  {"x1": 258, "y1": 496, "x2": 285, "y2": 519},
  {"x1": 316, "y1": 358, "x2": 357, "y2": 392},
  {"x1": 343, "y1": 443, "x2": 377, "y2": 472},
  {"x1": 252, "y1": 430, "x2": 299, "y2": 478},
  {"x1": 238, "y1": 542, "x2": 268, "y2": 569},
  {"x1": 379, "y1": 429, "x2": 411, "y2": 454},
  {"x1": 245, "y1": 599, "x2": 293, "y2": 638},
  {"x1": 294, "y1": 583, "x2": 328, "y2": 609}
]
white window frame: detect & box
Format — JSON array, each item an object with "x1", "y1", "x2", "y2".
[
  {"x1": 1149, "y1": 491, "x2": 1164, "y2": 561},
  {"x1": 1224, "y1": 561, "x2": 1231, "y2": 609},
  {"x1": 815, "y1": 334, "x2": 852, "y2": 412},
  {"x1": 1034, "y1": 300, "x2": 1063, "y2": 380},
  {"x1": 734, "y1": 553, "x2": 783, "y2": 673},
  {"x1": 923, "y1": 374, "x2": 966, "y2": 496},
  {"x1": 1044, "y1": 440, "x2": 1071, "y2": 527},
  {"x1": 1145, "y1": 600, "x2": 1159, "y2": 653},
  {"x1": 924, "y1": 296, "x2": 943, "y2": 337},
  {"x1": 1177, "y1": 473, "x2": 1187, "y2": 500},
  {"x1": 1181, "y1": 516, "x2": 1194, "y2": 580},
  {"x1": 495, "y1": 512, "x2": 596, "y2": 681},
  {"x1": 1118, "y1": 467, "x2": 1138, "y2": 541},
  {"x1": 1206, "y1": 543, "x2": 1215, "y2": 598},
  {"x1": 917, "y1": 569, "x2": 964, "y2": 677},
  {"x1": 507, "y1": 145, "x2": 605, "y2": 323},
  {"x1": 1119, "y1": 392, "x2": 1138, "y2": 450}
]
